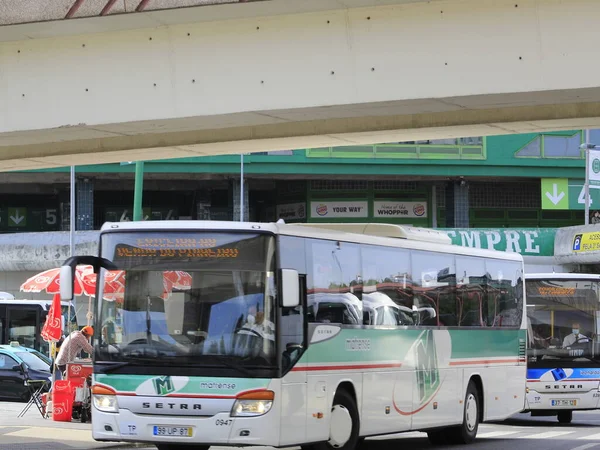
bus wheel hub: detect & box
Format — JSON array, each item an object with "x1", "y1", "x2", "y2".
[{"x1": 328, "y1": 404, "x2": 352, "y2": 448}]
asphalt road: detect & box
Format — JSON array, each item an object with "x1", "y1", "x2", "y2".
[
  {"x1": 130, "y1": 411, "x2": 600, "y2": 450},
  {"x1": 2, "y1": 402, "x2": 600, "y2": 450}
]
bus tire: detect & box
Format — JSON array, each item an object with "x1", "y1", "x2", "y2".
[
  {"x1": 308, "y1": 390, "x2": 360, "y2": 450},
  {"x1": 446, "y1": 380, "x2": 480, "y2": 445},
  {"x1": 558, "y1": 411, "x2": 572, "y2": 424}
]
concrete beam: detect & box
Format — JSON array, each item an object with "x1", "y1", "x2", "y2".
[
  {"x1": 2, "y1": 0, "x2": 600, "y2": 170},
  {"x1": 0, "y1": 231, "x2": 99, "y2": 271}
]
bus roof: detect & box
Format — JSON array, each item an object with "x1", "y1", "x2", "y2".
[
  {"x1": 525, "y1": 273, "x2": 600, "y2": 280},
  {"x1": 100, "y1": 220, "x2": 523, "y2": 262}
]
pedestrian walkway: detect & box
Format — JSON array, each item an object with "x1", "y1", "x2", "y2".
[{"x1": 0, "y1": 402, "x2": 138, "y2": 449}]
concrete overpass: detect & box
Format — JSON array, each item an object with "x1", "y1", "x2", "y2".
[{"x1": 2, "y1": 0, "x2": 600, "y2": 171}]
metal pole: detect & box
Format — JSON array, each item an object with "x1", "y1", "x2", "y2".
[
  {"x1": 431, "y1": 184, "x2": 437, "y2": 228},
  {"x1": 69, "y1": 166, "x2": 75, "y2": 256},
  {"x1": 68, "y1": 166, "x2": 75, "y2": 335},
  {"x1": 585, "y1": 130, "x2": 591, "y2": 225},
  {"x1": 240, "y1": 154, "x2": 244, "y2": 222},
  {"x1": 133, "y1": 161, "x2": 144, "y2": 221}
]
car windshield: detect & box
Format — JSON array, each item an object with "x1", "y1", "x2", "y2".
[
  {"x1": 15, "y1": 351, "x2": 50, "y2": 372},
  {"x1": 29, "y1": 350, "x2": 52, "y2": 365},
  {"x1": 97, "y1": 231, "x2": 277, "y2": 375},
  {"x1": 526, "y1": 278, "x2": 600, "y2": 368}
]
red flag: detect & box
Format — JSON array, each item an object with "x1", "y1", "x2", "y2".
[{"x1": 41, "y1": 293, "x2": 63, "y2": 342}]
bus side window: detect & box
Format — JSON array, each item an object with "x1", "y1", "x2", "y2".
[
  {"x1": 486, "y1": 261, "x2": 522, "y2": 327},
  {"x1": 411, "y1": 251, "x2": 455, "y2": 327},
  {"x1": 306, "y1": 239, "x2": 362, "y2": 325}
]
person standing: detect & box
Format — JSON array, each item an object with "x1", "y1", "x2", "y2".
[{"x1": 55, "y1": 326, "x2": 94, "y2": 375}]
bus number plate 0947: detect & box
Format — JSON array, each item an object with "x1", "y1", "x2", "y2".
[
  {"x1": 551, "y1": 399, "x2": 577, "y2": 407},
  {"x1": 153, "y1": 426, "x2": 192, "y2": 437}
]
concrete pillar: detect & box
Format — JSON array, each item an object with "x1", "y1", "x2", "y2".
[
  {"x1": 59, "y1": 189, "x2": 70, "y2": 231},
  {"x1": 445, "y1": 180, "x2": 469, "y2": 228},
  {"x1": 232, "y1": 179, "x2": 249, "y2": 222},
  {"x1": 76, "y1": 178, "x2": 94, "y2": 230}
]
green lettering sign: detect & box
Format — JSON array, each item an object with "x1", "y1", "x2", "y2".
[{"x1": 443, "y1": 228, "x2": 556, "y2": 257}]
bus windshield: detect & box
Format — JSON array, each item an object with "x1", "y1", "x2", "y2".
[
  {"x1": 526, "y1": 278, "x2": 600, "y2": 368},
  {"x1": 96, "y1": 231, "x2": 278, "y2": 376}
]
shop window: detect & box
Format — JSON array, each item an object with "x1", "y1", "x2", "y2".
[
  {"x1": 515, "y1": 137, "x2": 541, "y2": 157},
  {"x1": 543, "y1": 134, "x2": 582, "y2": 158}
]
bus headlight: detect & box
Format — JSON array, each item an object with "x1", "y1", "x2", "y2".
[
  {"x1": 92, "y1": 385, "x2": 119, "y2": 413},
  {"x1": 231, "y1": 390, "x2": 274, "y2": 417}
]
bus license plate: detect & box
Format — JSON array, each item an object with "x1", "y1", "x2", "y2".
[
  {"x1": 153, "y1": 426, "x2": 192, "y2": 437},
  {"x1": 551, "y1": 399, "x2": 577, "y2": 407}
]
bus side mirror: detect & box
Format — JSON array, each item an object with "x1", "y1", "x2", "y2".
[
  {"x1": 60, "y1": 265, "x2": 74, "y2": 301},
  {"x1": 281, "y1": 269, "x2": 300, "y2": 308}
]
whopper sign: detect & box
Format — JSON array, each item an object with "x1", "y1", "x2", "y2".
[{"x1": 373, "y1": 201, "x2": 428, "y2": 218}]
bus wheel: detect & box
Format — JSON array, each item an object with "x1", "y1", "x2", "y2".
[
  {"x1": 306, "y1": 390, "x2": 359, "y2": 450},
  {"x1": 446, "y1": 380, "x2": 480, "y2": 445},
  {"x1": 558, "y1": 411, "x2": 573, "y2": 424}
]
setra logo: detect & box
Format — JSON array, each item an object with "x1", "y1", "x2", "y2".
[{"x1": 153, "y1": 376, "x2": 175, "y2": 395}]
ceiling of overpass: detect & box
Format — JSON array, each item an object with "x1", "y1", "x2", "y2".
[{"x1": 3, "y1": 88, "x2": 600, "y2": 172}]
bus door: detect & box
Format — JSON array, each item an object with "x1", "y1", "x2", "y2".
[{"x1": 6, "y1": 305, "x2": 41, "y2": 350}]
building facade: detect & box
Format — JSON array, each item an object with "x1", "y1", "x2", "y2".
[{"x1": 0, "y1": 129, "x2": 591, "y2": 237}]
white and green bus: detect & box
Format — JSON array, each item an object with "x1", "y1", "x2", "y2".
[{"x1": 59, "y1": 221, "x2": 526, "y2": 450}]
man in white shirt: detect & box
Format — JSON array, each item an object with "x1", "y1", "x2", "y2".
[{"x1": 563, "y1": 323, "x2": 590, "y2": 348}]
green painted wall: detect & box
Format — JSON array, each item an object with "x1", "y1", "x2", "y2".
[{"x1": 23, "y1": 130, "x2": 587, "y2": 179}]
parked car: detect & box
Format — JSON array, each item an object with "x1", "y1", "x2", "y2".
[{"x1": 0, "y1": 343, "x2": 51, "y2": 401}]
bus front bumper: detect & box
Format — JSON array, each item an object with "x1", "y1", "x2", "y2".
[
  {"x1": 525, "y1": 387, "x2": 600, "y2": 411},
  {"x1": 92, "y1": 407, "x2": 281, "y2": 446}
]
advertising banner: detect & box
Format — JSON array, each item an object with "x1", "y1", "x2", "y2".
[
  {"x1": 276, "y1": 202, "x2": 306, "y2": 221},
  {"x1": 310, "y1": 201, "x2": 368, "y2": 219},
  {"x1": 444, "y1": 228, "x2": 556, "y2": 256},
  {"x1": 373, "y1": 201, "x2": 427, "y2": 218}
]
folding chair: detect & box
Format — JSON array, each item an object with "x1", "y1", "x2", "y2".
[{"x1": 17, "y1": 373, "x2": 49, "y2": 418}]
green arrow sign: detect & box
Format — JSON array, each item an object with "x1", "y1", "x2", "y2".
[
  {"x1": 8, "y1": 208, "x2": 26, "y2": 227},
  {"x1": 541, "y1": 178, "x2": 569, "y2": 210}
]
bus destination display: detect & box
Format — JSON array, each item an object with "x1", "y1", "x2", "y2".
[{"x1": 115, "y1": 238, "x2": 239, "y2": 259}]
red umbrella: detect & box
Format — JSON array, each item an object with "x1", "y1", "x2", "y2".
[
  {"x1": 81, "y1": 270, "x2": 191, "y2": 301},
  {"x1": 163, "y1": 271, "x2": 192, "y2": 290},
  {"x1": 41, "y1": 293, "x2": 63, "y2": 342},
  {"x1": 20, "y1": 266, "x2": 90, "y2": 296}
]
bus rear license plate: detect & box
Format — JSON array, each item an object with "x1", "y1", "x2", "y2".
[
  {"x1": 153, "y1": 426, "x2": 192, "y2": 437},
  {"x1": 551, "y1": 399, "x2": 577, "y2": 407}
]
